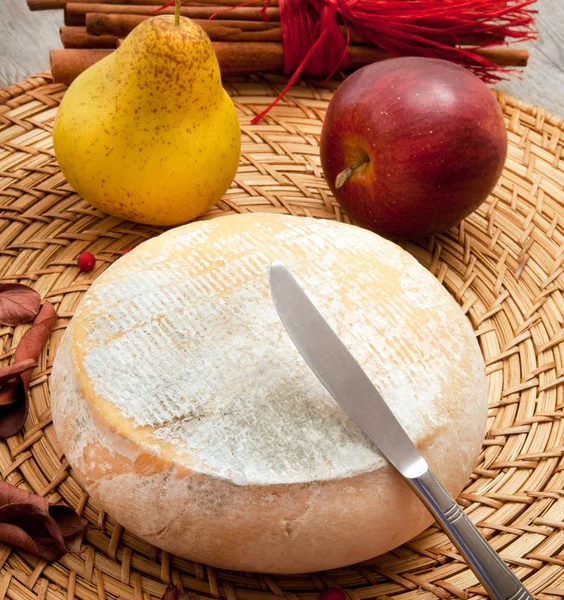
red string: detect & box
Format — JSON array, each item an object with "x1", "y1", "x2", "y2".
[
  {"x1": 251, "y1": 27, "x2": 333, "y2": 124},
  {"x1": 260, "y1": 0, "x2": 273, "y2": 20},
  {"x1": 151, "y1": 0, "x2": 175, "y2": 14},
  {"x1": 322, "y1": 24, "x2": 351, "y2": 83},
  {"x1": 209, "y1": 0, "x2": 270, "y2": 20},
  {"x1": 154, "y1": 0, "x2": 272, "y2": 19}
]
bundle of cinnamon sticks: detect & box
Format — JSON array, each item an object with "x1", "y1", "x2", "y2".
[{"x1": 28, "y1": 0, "x2": 530, "y2": 86}]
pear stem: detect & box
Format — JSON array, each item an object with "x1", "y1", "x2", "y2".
[
  {"x1": 335, "y1": 154, "x2": 370, "y2": 189},
  {"x1": 174, "y1": 0, "x2": 181, "y2": 25}
]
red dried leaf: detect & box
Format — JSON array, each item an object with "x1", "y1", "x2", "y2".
[
  {"x1": 162, "y1": 586, "x2": 178, "y2": 600},
  {"x1": 0, "y1": 377, "x2": 28, "y2": 437},
  {"x1": 14, "y1": 302, "x2": 57, "y2": 389},
  {"x1": 319, "y1": 589, "x2": 346, "y2": 600},
  {"x1": 0, "y1": 522, "x2": 53, "y2": 557},
  {"x1": 0, "y1": 284, "x2": 41, "y2": 327},
  {"x1": 0, "y1": 302, "x2": 58, "y2": 438},
  {"x1": 0, "y1": 482, "x2": 47, "y2": 511},
  {"x1": 0, "y1": 482, "x2": 86, "y2": 561},
  {"x1": 48, "y1": 505, "x2": 86, "y2": 541},
  {"x1": 0, "y1": 360, "x2": 37, "y2": 387},
  {"x1": 0, "y1": 504, "x2": 68, "y2": 561}
]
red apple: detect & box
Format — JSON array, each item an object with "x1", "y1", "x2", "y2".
[{"x1": 320, "y1": 57, "x2": 508, "y2": 239}]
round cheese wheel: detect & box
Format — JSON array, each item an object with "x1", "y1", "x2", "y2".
[{"x1": 51, "y1": 213, "x2": 487, "y2": 574}]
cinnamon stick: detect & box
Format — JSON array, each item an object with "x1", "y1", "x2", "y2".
[
  {"x1": 477, "y1": 47, "x2": 529, "y2": 67},
  {"x1": 87, "y1": 14, "x2": 284, "y2": 42},
  {"x1": 86, "y1": 12, "x2": 506, "y2": 47},
  {"x1": 61, "y1": 26, "x2": 118, "y2": 48},
  {"x1": 30, "y1": 0, "x2": 277, "y2": 8},
  {"x1": 28, "y1": 0, "x2": 67, "y2": 7},
  {"x1": 50, "y1": 46, "x2": 282, "y2": 83},
  {"x1": 213, "y1": 41, "x2": 285, "y2": 75},
  {"x1": 87, "y1": 12, "x2": 142, "y2": 35},
  {"x1": 50, "y1": 44, "x2": 529, "y2": 86},
  {"x1": 51, "y1": 49, "x2": 112, "y2": 85},
  {"x1": 86, "y1": 13, "x2": 146, "y2": 36},
  {"x1": 65, "y1": 3, "x2": 280, "y2": 26},
  {"x1": 350, "y1": 46, "x2": 529, "y2": 68}
]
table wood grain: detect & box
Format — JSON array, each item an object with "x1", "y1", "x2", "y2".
[{"x1": 0, "y1": 0, "x2": 562, "y2": 116}]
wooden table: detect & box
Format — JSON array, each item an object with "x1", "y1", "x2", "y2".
[{"x1": 1, "y1": 0, "x2": 563, "y2": 116}]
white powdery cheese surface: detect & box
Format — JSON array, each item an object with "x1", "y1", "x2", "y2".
[{"x1": 68, "y1": 213, "x2": 485, "y2": 487}]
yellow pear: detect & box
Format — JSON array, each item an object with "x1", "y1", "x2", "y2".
[{"x1": 53, "y1": 15, "x2": 240, "y2": 226}]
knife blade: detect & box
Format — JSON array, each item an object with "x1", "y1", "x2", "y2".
[
  {"x1": 268, "y1": 261, "x2": 532, "y2": 600},
  {"x1": 268, "y1": 259, "x2": 427, "y2": 479}
]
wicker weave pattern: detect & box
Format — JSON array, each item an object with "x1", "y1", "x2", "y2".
[{"x1": 0, "y1": 72, "x2": 564, "y2": 600}]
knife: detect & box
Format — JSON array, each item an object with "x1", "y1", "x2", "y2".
[{"x1": 268, "y1": 261, "x2": 532, "y2": 600}]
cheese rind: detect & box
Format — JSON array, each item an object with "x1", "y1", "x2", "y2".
[{"x1": 51, "y1": 214, "x2": 487, "y2": 573}]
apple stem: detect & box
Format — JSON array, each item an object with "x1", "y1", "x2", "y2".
[
  {"x1": 174, "y1": 0, "x2": 181, "y2": 25},
  {"x1": 335, "y1": 155, "x2": 370, "y2": 189}
]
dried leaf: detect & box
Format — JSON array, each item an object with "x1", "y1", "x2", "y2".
[
  {"x1": 14, "y1": 302, "x2": 58, "y2": 389},
  {"x1": 0, "y1": 504, "x2": 67, "y2": 561},
  {"x1": 0, "y1": 377, "x2": 28, "y2": 437},
  {"x1": 0, "y1": 482, "x2": 85, "y2": 561},
  {"x1": 0, "y1": 302, "x2": 58, "y2": 438},
  {"x1": 0, "y1": 360, "x2": 37, "y2": 387},
  {"x1": 48, "y1": 505, "x2": 86, "y2": 540},
  {"x1": 0, "y1": 284, "x2": 41, "y2": 327},
  {"x1": 0, "y1": 481, "x2": 47, "y2": 510},
  {"x1": 162, "y1": 586, "x2": 178, "y2": 600},
  {"x1": 0, "y1": 361, "x2": 37, "y2": 436}
]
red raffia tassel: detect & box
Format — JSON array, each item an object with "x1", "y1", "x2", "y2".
[{"x1": 251, "y1": 0, "x2": 536, "y2": 123}]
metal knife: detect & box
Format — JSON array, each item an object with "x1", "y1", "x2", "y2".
[{"x1": 268, "y1": 261, "x2": 532, "y2": 600}]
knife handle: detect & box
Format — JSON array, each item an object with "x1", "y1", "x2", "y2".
[{"x1": 407, "y1": 469, "x2": 533, "y2": 600}]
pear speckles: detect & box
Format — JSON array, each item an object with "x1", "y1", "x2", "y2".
[{"x1": 138, "y1": 16, "x2": 213, "y2": 69}]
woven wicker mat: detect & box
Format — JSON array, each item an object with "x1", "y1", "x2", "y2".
[{"x1": 1, "y1": 71, "x2": 564, "y2": 600}]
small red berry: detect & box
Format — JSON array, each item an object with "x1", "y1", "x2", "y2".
[
  {"x1": 122, "y1": 248, "x2": 132, "y2": 255},
  {"x1": 77, "y1": 252, "x2": 96, "y2": 272},
  {"x1": 319, "y1": 589, "x2": 346, "y2": 600}
]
